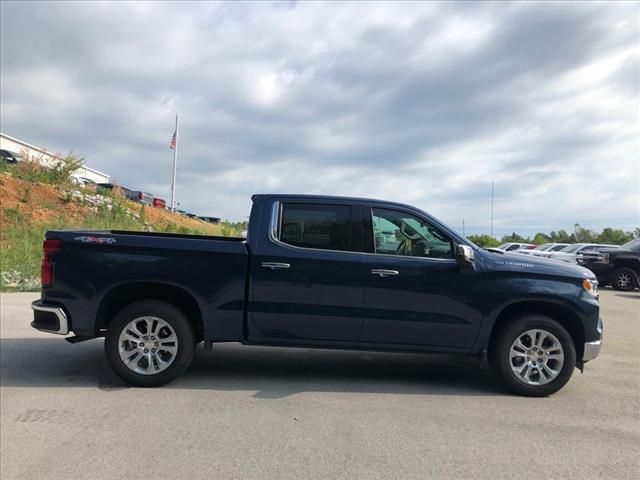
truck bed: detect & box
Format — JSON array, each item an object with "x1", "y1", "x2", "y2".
[{"x1": 42, "y1": 229, "x2": 249, "y2": 340}]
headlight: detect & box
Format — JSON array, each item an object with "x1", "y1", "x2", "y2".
[
  {"x1": 583, "y1": 278, "x2": 599, "y2": 298},
  {"x1": 597, "y1": 253, "x2": 610, "y2": 264}
]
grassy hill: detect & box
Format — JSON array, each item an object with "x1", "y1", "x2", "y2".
[{"x1": 0, "y1": 160, "x2": 243, "y2": 291}]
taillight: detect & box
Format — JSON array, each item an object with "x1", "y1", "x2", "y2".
[{"x1": 41, "y1": 239, "x2": 61, "y2": 287}]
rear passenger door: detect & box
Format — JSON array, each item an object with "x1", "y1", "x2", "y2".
[{"x1": 249, "y1": 200, "x2": 366, "y2": 343}]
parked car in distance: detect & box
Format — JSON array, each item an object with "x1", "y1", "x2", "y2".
[
  {"x1": 0, "y1": 149, "x2": 21, "y2": 164},
  {"x1": 97, "y1": 183, "x2": 134, "y2": 199},
  {"x1": 31, "y1": 194, "x2": 602, "y2": 397},
  {"x1": 77, "y1": 177, "x2": 98, "y2": 191},
  {"x1": 578, "y1": 238, "x2": 640, "y2": 291},
  {"x1": 152, "y1": 198, "x2": 167, "y2": 209},
  {"x1": 517, "y1": 243, "x2": 570, "y2": 256},
  {"x1": 495, "y1": 242, "x2": 536, "y2": 252},
  {"x1": 541, "y1": 243, "x2": 619, "y2": 264},
  {"x1": 198, "y1": 216, "x2": 221, "y2": 224},
  {"x1": 131, "y1": 191, "x2": 153, "y2": 206}
]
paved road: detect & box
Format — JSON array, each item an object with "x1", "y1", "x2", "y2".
[{"x1": 1, "y1": 290, "x2": 638, "y2": 479}]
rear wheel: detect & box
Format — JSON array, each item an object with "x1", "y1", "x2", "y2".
[
  {"x1": 489, "y1": 314, "x2": 576, "y2": 397},
  {"x1": 105, "y1": 300, "x2": 195, "y2": 387},
  {"x1": 610, "y1": 267, "x2": 637, "y2": 291}
]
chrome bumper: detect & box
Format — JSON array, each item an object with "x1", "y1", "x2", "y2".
[
  {"x1": 31, "y1": 301, "x2": 69, "y2": 335},
  {"x1": 582, "y1": 339, "x2": 602, "y2": 362}
]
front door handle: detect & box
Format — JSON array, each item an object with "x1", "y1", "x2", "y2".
[
  {"x1": 261, "y1": 262, "x2": 291, "y2": 270},
  {"x1": 371, "y1": 269, "x2": 399, "y2": 277}
]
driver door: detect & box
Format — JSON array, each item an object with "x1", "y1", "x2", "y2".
[{"x1": 360, "y1": 207, "x2": 482, "y2": 348}]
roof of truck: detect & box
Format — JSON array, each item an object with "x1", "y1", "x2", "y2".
[{"x1": 251, "y1": 193, "x2": 415, "y2": 209}]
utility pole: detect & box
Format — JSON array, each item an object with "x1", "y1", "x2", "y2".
[
  {"x1": 490, "y1": 180, "x2": 494, "y2": 238},
  {"x1": 170, "y1": 110, "x2": 179, "y2": 212},
  {"x1": 462, "y1": 218, "x2": 465, "y2": 237}
]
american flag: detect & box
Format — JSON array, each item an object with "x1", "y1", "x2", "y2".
[{"x1": 169, "y1": 130, "x2": 177, "y2": 150}]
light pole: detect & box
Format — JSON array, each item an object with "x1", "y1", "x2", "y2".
[
  {"x1": 491, "y1": 180, "x2": 494, "y2": 238},
  {"x1": 170, "y1": 109, "x2": 179, "y2": 212}
]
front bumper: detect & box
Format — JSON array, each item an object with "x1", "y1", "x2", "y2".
[
  {"x1": 31, "y1": 300, "x2": 69, "y2": 335},
  {"x1": 583, "y1": 339, "x2": 602, "y2": 362},
  {"x1": 582, "y1": 316, "x2": 603, "y2": 362},
  {"x1": 577, "y1": 260, "x2": 614, "y2": 281}
]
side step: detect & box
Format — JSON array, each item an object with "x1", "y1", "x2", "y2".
[{"x1": 65, "y1": 336, "x2": 94, "y2": 344}]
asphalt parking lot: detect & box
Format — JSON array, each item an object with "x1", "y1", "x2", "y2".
[{"x1": 1, "y1": 290, "x2": 638, "y2": 479}]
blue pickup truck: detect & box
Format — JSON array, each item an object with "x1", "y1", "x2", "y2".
[{"x1": 31, "y1": 194, "x2": 602, "y2": 396}]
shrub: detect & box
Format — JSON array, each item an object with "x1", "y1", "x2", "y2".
[{"x1": 5, "y1": 152, "x2": 84, "y2": 186}]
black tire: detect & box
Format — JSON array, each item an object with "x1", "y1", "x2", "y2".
[
  {"x1": 489, "y1": 314, "x2": 577, "y2": 397},
  {"x1": 105, "y1": 300, "x2": 195, "y2": 387},
  {"x1": 610, "y1": 267, "x2": 638, "y2": 292}
]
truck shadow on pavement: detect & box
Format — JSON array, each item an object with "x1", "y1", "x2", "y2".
[
  {"x1": 614, "y1": 293, "x2": 639, "y2": 300},
  {"x1": 0, "y1": 338, "x2": 503, "y2": 398}
]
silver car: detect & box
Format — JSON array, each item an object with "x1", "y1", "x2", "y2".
[
  {"x1": 518, "y1": 243, "x2": 571, "y2": 256},
  {"x1": 541, "y1": 243, "x2": 619, "y2": 264}
]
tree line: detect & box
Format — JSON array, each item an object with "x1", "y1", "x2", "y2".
[{"x1": 467, "y1": 224, "x2": 640, "y2": 248}]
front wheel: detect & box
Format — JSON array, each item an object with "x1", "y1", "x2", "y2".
[
  {"x1": 489, "y1": 315, "x2": 576, "y2": 397},
  {"x1": 610, "y1": 267, "x2": 638, "y2": 291},
  {"x1": 105, "y1": 300, "x2": 195, "y2": 387}
]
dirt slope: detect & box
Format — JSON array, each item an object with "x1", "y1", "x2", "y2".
[{"x1": 0, "y1": 172, "x2": 225, "y2": 234}]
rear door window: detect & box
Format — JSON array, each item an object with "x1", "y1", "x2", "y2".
[{"x1": 279, "y1": 203, "x2": 352, "y2": 252}]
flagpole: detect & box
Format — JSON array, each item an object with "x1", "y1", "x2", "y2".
[{"x1": 170, "y1": 111, "x2": 179, "y2": 212}]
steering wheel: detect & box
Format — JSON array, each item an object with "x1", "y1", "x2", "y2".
[{"x1": 395, "y1": 240, "x2": 407, "y2": 255}]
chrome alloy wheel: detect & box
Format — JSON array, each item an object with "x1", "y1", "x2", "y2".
[
  {"x1": 118, "y1": 316, "x2": 178, "y2": 375},
  {"x1": 509, "y1": 329, "x2": 564, "y2": 385},
  {"x1": 616, "y1": 272, "x2": 633, "y2": 289}
]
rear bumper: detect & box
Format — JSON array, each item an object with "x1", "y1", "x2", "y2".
[{"x1": 31, "y1": 300, "x2": 69, "y2": 335}]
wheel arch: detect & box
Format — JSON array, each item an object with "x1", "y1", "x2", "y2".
[
  {"x1": 96, "y1": 281, "x2": 205, "y2": 338},
  {"x1": 613, "y1": 259, "x2": 640, "y2": 273},
  {"x1": 486, "y1": 300, "x2": 585, "y2": 360}
]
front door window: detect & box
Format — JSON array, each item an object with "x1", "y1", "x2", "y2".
[{"x1": 371, "y1": 208, "x2": 454, "y2": 259}]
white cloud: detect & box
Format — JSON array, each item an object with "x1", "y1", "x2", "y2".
[{"x1": 0, "y1": 0, "x2": 638, "y2": 237}]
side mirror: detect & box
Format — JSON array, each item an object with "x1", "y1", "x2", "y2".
[{"x1": 456, "y1": 244, "x2": 476, "y2": 272}]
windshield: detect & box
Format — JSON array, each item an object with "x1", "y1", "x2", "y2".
[
  {"x1": 497, "y1": 243, "x2": 511, "y2": 249},
  {"x1": 533, "y1": 243, "x2": 552, "y2": 251},
  {"x1": 621, "y1": 238, "x2": 640, "y2": 251}
]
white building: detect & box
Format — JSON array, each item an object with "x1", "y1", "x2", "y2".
[{"x1": 0, "y1": 132, "x2": 110, "y2": 184}]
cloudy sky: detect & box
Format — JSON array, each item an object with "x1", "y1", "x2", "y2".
[{"x1": 1, "y1": 1, "x2": 638, "y2": 236}]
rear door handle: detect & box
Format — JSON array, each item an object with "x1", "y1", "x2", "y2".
[
  {"x1": 371, "y1": 269, "x2": 399, "y2": 277},
  {"x1": 261, "y1": 262, "x2": 290, "y2": 270}
]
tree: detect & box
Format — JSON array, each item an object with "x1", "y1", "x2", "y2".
[
  {"x1": 533, "y1": 232, "x2": 550, "y2": 245},
  {"x1": 467, "y1": 226, "x2": 637, "y2": 248},
  {"x1": 550, "y1": 229, "x2": 575, "y2": 243},
  {"x1": 573, "y1": 223, "x2": 596, "y2": 243},
  {"x1": 597, "y1": 228, "x2": 633, "y2": 245},
  {"x1": 500, "y1": 232, "x2": 530, "y2": 243},
  {"x1": 467, "y1": 234, "x2": 500, "y2": 248}
]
